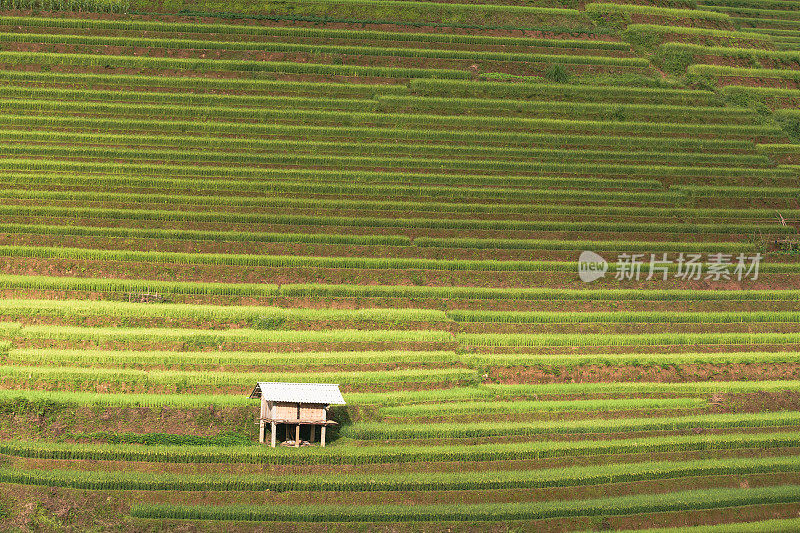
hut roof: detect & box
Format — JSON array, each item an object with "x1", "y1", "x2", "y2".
[{"x1": 249, "y1": 382, "x2": 346, "y2": 405}]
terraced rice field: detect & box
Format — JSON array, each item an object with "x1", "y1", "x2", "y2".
[{"x1": 0, "y1": 0, "x2": 800, "y2": 530}]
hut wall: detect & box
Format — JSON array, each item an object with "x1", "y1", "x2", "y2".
[
  {"x1": 300, "y1": 404, "x2": 327, "y2": 421},
  {"x1": 274, "y1": 402, "x2": 299, "y2": 420}
]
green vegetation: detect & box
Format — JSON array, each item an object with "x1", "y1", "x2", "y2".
[
  {"x1": 585, "y1": 3, "x2": 734, "y2": 29},
  {"x1": 3, "y1": 431, "x2": 798, "y2": 464},
  {"x1": 449, "y1": 309, "x2": 800, "y2": 323},
  {"x1": 656, "y1": 42, "x2": 800, "y2": 73},
  {"x1": 0, "y1": 0, "x2": 798, "y2": 528},
  {"x1": 0, "y1": 51, "x2": 474, "y2": 79},
  {"x1": 5, "y1": 349, "x2": 459, "y2": 369},
  {"x1": 627, "y1": 518, "x2": 800, "y2": 533},
  {"x1": 0, "y1": 299, "x2": 448, "y2": 325},
  {"x1": 5, "y1": 455, "x2": 798, "y2": 492},
  {"x1": 9, "y1": 324, "x2": 455, "y2": 346},
  {"x1": 459, "y1": 331, "x2": 800, "y2": 347},
  {"x1": 0, "y1": 16, "x2": 617, "y2": 46},
  {"x1": 410, "y1": 78, "x2": 721, "y2": 104},
  {"x1": 344, "y1": 412, "x2": 800, "y2": 439},
  {"x1": 380, "y1": 397, "x2": 707, "y2": 416},
  {"x1": 0, "y1": 32, "x2": 650, "y2": 67},
  {"x1": 129, "y1": 484, "x2": 800, "y2": 521},
  {"x1": 622, "y1": 24, "x2": 775, "y2": 49},
  {"x1": 0, "y1": 364, "x2": 475, "y2": 388},
  {"x1": 468, "y1": 351, "x2": 800, "y2": 366},
  {"x1": 130, "y1": 0, "x2": 594, "y2": 29}
]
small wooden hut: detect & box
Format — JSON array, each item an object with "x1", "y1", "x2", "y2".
[{"x1": 249, "y1": 382, "x2": 345, "y2": 448}]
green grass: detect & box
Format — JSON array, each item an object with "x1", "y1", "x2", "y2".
[
  {"x1": 10, "y1": 324, "x2": 455, "y2": 346},
  {"x1": 723, "y1": 85, "x2": 800, "y2": 108},
  {"x1": 4, "y1": 85, "x2": 378, "y2": 111},
  {"x1": 0, "y1": 69, "x2": 411, "y2": 96},
  {"x1": 0, "y1": 245, "x2": 695, "y2": 274},
  {"x1": 377, "y1": 94, "x2": 754, "y2": 123},
  {"x1": 656, "y1": 42, "x2": 800, "y2": 74},
  {"x1": 0, "y1": 0, "x2": 127, "y2": 11},
  {"x1": 483, "y1": 381, "x2": 800, "y2": 397},
  {"x1": 343, "y1": 411, "x2": 800, "y2": 439},
  {"x1": 0, "y1": 112, "x2": 761, "y2": 151},
  {"x1": 675, "y1": 184, "x2": 800, "y2": 198},
  {"x1": 16, "y1": 205, "x2": 781, "y2": 235},
  {"x1": 0, "y1": 51, "x2": 473, "y2": 80},
  {"x1": 1, "y1": 94, "x2": 782, "y2": 138},
  {"x1": 699, "y1": 0, "x2": 797, "y2": 10},
  {"x1": 732, "y1": 16, "x2": 800, "y2": 31},
  {"x1": 0, "y1": 364, "x2": 475, "y2": 388},
  {"x1": 622, "y1": 23, "x2": 775, "y2": 49},
  {"x1": 5, "y1": 455, "x2": 798, "y2": 492},
  {"x1": 380, "y1": 397, "x2": 707, "y2": 417},
  {"x1": 2, "y1": 430, "x2": 798, "y2": 464},
  {"x1": 7, "y1": 246, "x2": 797, "y2": 276},
  {"x1": 687, "y1": 63, "x2": 800, "y2": 86},
  {"x1": 716, "y1": 7, "x2": 800, "y2": 20},
  {"x1": 409, "y1": 78, "x2": 720, "y2": 105},
  {"x1": 0, "y1": 143, "x2": 777, "y2": 179},
  {"x1": 129, "y1": 484, "x2": 800, "y2": 521},
  {"x1": 585, "y1": 2, "x2": 734, "y2": 29},
  {"x1": 0, "y1": 388, "x2": 253, "y2": 408},
  {"x1": 623, "y1": 517, "x2": 800, "y2": 533},
  {"x1": 416, "y1": 237, "x2": 759, "y2": 252},
  {"x1": 0, "y1": 245, "x2": 584, "y2": 272},
  {"x1": 0, "y1": 130, "x2": 771, "y2": 168},
  {"x1": 0, "y1": 172, "x2": 662, "y2": 202},
  {"x1": 458, "y1": 331, "x2": 800, "y2": 347},
  {"x1": 0, "y1": 273, "x2": 281, "y2": 297},
  {"x1": 0, "y1": 299, "x2": 449, "y2": 325},
  {"x1": 0, "y1": 222, "x2": 413, "y2": 247},
  {"x1": 0, "y1": 16, "x2": 619, "y2": 48},
  {"x1": 2, "y1": 222, "x2": 780, "y2": 249},
  {"x1": 129, "y1": 0, "x2": 593, "y2": 29},
  {"x1": 1, "y1": 381, "x2": 796, "y2": 412},
  {"x1": 5, "y1": 129, "x2": 765, "y2": 168},
  {"x1": 283, "y1": 285, "x2": 800, "y2": 300},
  {"x1": 466, "y1": 351, "x2": 800, "y2": 367},
  {"x1": 7, "y1": 187, "x2": 793, "y2": 218},
  {"x1": 449, "y1": 310, "x2": 800, "y2": 324},
  {"x1": 5, "y1": 349, "x2": 459, "y2": 369},
  {"x1": 0, "y1": 4, "x2": 797, "y2": 530},
  {"x1": 1, "y1": 154, "x2": 786, "y2": 185},
  {"x1": 0, "y1": 32, "x2": 650, "y2": 67}
]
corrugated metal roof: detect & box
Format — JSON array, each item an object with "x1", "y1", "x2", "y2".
[{"x1": 249, "y1": 382, "x2": 346, "y2": 405}]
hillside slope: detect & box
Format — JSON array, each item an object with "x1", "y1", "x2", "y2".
[{"x1": 0, "y1": 0, "x2": 799, "y2": 530}]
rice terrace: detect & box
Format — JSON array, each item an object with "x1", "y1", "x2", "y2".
[{"x1": 1, "y1": 0, "x2": 800, "y2": 529}]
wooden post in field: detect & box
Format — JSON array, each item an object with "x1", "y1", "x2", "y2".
[
  {"x1": 259, "y1": 397, "x2": 267, "y2": 444},
  {"x1": 295, "y1": 424, "x2": 300, "y2": 447},
  {"x1": 271, "y1": 422, "x2": 276, "y2": 448},
  {"x1": 321, "y1": 425, "x2": 326, "y2": 448}
]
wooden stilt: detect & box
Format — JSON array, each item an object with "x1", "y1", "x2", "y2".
[
  {"x1": 251, "y1": 392, "x2": 340, "y2": 450},
  {"x1": 259, "y1": 397, "x2": 268, "y2": 445}
]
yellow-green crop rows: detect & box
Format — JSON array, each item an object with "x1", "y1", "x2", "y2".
[{"x1": 0, "y1": 0, "x2": 799, "y2": 529}]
